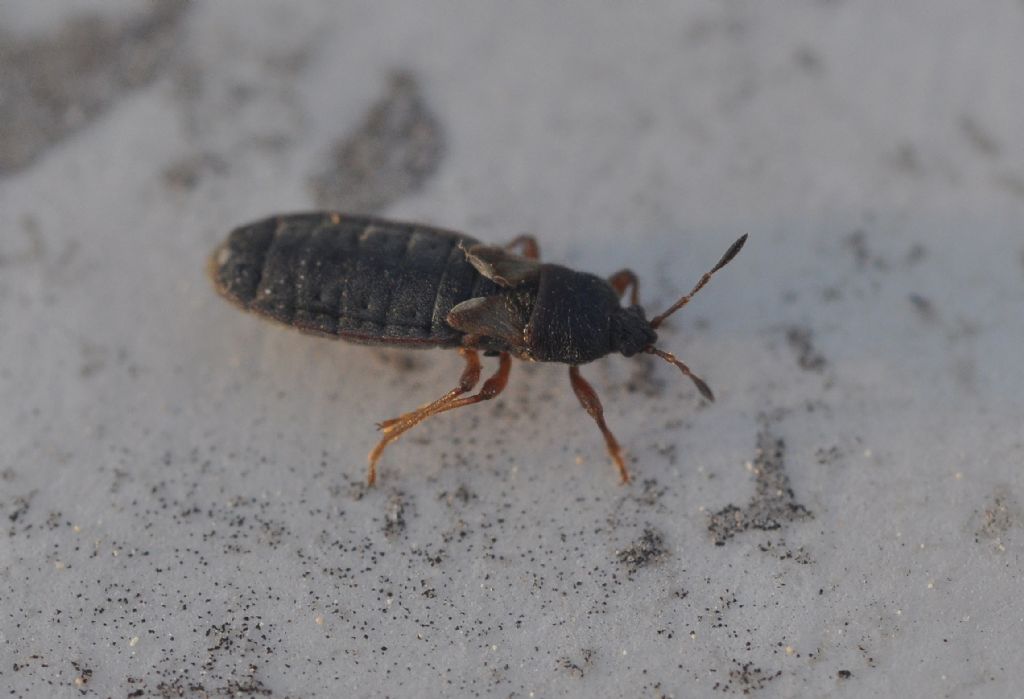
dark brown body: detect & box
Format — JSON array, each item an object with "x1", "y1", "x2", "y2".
[
  {"x1": 209, "y1": 212, "x2": 747, "y2": 485},
  {"x1": 210, "y1": 212, "x2": 501, "y2": 347},
  {"x1": 210, "y1": 212, "x2": 639, "y2": 364}
]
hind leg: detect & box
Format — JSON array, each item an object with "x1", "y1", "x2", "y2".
[
  {"x1": 367, "y1": 352, "x2": 511, "y2": 485},
  {"x1": 376, "y1": 348, "x2": 481, "y2": 433}
]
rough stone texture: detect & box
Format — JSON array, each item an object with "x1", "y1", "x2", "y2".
[{"x1": 1, "y1": 2, "x2": 1023, "y2": 697}]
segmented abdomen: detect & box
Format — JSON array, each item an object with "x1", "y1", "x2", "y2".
[{"x1": 210, "y1": 213, "x2": 496, "y2": 346}]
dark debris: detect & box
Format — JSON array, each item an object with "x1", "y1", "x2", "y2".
[
  {"x1": 616, "y1": 528, "x2": 667, "y2": 574},
  {"x1": 707, "y1": 424, "x2": 813, "y2": 546},
  {"x1": 785, "y1": 325, "x2": 827, "y2": 373},
  {"x1": 713, "y1": 659, "x2": 782, "y2": 694},
  {"x1": 974, "y1": 486, "x2": 1020, "y2": 548}
]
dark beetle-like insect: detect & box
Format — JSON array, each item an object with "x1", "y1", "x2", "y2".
[{"x1": 209, "y1": 212, "x2": 746, "y2": 485}]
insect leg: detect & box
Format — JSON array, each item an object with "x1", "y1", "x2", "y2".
[
  {"x1": 367, "y1": 352, "x2": 512, "y2": 485},
  {"x1": 568, "y1": 366, "x2": 630, "y2": 483},
  {"x1": 415, "y1": 351, "x2": 511, "y2": 416},
  {"x1": 377, "y1": 348, "x2": 481, "y2": 432},
  {"x1": 504, "y1": 234, "x2": 540, "y2": 260},
  {"x1": 368, "y1": 349, "x2": 482, "y2": 485},
  {"x1": 607, "y1": 269, "x2": 640, "y2": 305}
]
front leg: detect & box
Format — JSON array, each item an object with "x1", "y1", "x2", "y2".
[{"x1": 568, "y1": 366, "x2": 630, "y2": 483}]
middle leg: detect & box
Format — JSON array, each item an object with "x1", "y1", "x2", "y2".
[
  {"x1": 568, "y1": 366, "x2": 630, "y2": 483},
  {"x1": 504, "y1": 234, "x2": 541, "y2": 260},
  {"x1": 607, "y1": 269, "x2": 640, "y2": 305}
]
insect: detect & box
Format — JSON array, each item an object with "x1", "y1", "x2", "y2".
[{"x1": 209, "y1": 212, "x2": 746, "y2": 485}]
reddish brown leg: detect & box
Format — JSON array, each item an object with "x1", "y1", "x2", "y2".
[
  {"x1": 367, "y1": 352, "x2": 512, "y2": 485},
  {"x1": 377, "y1": 348, "x2": 481, "y2": 432},
  {"x1": 421, "y1": 352, "x2": 511, "y2": 415},
  {"x1": 505, "y1": 234, "x2": 540, "y2": 260},
  {"x1": 568, "y1": 366, "x2": 630, "y2": 483},
  {"x1": 608, "y1": 269, "x2": 640, "y2": 305}
]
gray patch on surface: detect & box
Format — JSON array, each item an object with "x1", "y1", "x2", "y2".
[
  {"x1": 815, "y1": 445, "x2": 841, "y2": 465},
  {"x1": 905, "y1": 243, "x2": 927, "y2": 265},
  {"x1": 994, "y1": 172, "x2": 1024, "y2": 198},
  {"x1": 625, "y1": 353, "x2": 667, "y2": 397},
  {"x1": 309, "y1": 71, "x2": 445, "y2": 213},
  {"x1": 0, "y1": 1, "x2": 187, "y2": 174},
  {"x1": 383, "y1": 491, "x2": 409, "y2": 538},
  {"x1": 162, "y1": 151, "x2": 229, "y2": 191},
  {"x1": 0, "y1": 216, "x2": 46, "y2": 268},
  {"x1": 5, "y1": 490, "x2": 36, "y2": 531},
  {"x1": 844, "y1": 229, "x2": 888, "y2": 270},
  {"x1": 713, "y1": 659, "x2": 782, "y2": 694},
  {"x1": 707, "y1": 423, "x2": 813, "y2": 546},
  {"x1": 143, "y1": 610, "x2": 281, "y2": 697},
  {"x1": 793, "y1": 46, "x2": 823, "y2": 74},
  {"x1": 439, "y1": 484, "x2": 475, "y2": 507},
  {"x1": 960, "y1": 115, "x2": 1000, "y2": 157},
  {"x1": 973, "y1": 485, "x2": 1020, "y2": 549},
  {"x1": 888, "y1": 142, "x2": 923, "y2": 177},
  {"x1": 756, "y1": 537, "x2": 814, "y2": 563},
  {"x1": 785, "y1": 325, "x2": 827, "y2": 372},
  {"x1": 557, "y1": 648, "x2": 595, "y2": 678},
  {"x1": 908, "y1": 293, "x2": 937, "y2": 321},
  {"x1": 616, "y1": 527, "x2": 666, "y2": 574}
]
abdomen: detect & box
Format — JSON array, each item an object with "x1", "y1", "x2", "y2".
[{"x1": 209, "y1": 212, "x2": 497, "y2": 346}]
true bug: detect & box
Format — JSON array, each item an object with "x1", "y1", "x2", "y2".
[{"x1": 209, "y1": 212, "x2": 746, "y2": 485}]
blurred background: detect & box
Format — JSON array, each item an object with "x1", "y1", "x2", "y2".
[{"x1": 1, "y1": 1, "x2": 1022, "y2": 697}]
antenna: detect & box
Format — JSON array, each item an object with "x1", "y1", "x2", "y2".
[
  {"x1": 649, "y1": 234, "x2": 747, "y2": 329},
  {"x1": 645, "y1": 347, "x2": 715, "y2": 401}
]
